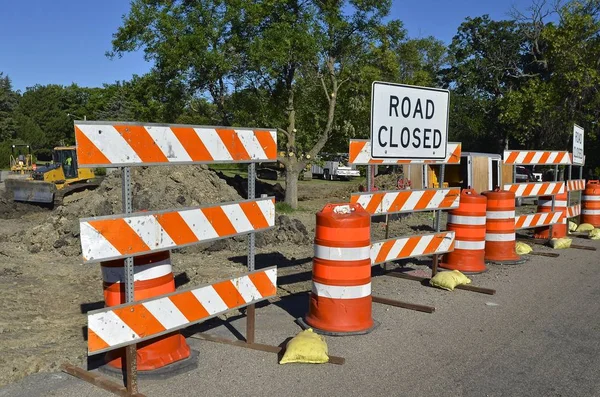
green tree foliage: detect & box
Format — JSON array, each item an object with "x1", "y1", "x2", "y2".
[{"x1": 0, "y1": 73, "x2": 18, "y2": 142}]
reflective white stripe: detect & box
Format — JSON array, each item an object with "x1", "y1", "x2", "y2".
[
  {"x1": 538, "y1": 200, "x2": 567, "y2": 207},
  {"x1": 454, "y1": 240, "x2": 486, "y2": 250},
  {"x1": 583, "y1": 209, "x2": 600, "y2": 215},
  {"x1": 583, "y1": 196, "x2": 600, "y2": 201},
  {"x1": 312, "y1": 281, "x2": 371, "y2": 299},
  {"x1": 88, "y1": 310, "x2": 139, "y2": 347},
  {"x1": 143, "y1": 297, "x2": 189, "y2": 330},
  {"x1": 101, "y1": 260, "x2": 172, "y2": 283},
  {"x1": 486, "y1": 210, "x2": 515, "y2": 219},
  {"x1": 485, "y1": 233, "x2": 516, "y2": 242},
  {"x1": 448, "y1": 215, "x2": 486, "y2": 225},
  {"x1": 145, "y1": 126, "x2": 192, "y2": 162},
  {"x1": 314, "y1": 245, "x2": 370, "y2": 261}
]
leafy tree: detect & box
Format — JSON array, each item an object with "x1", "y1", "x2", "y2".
[{"x1": 0, "y1": 73, "x2": 18, "y2": 142}]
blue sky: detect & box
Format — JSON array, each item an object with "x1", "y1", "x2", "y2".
[{"x1": 1, "y1": 0, "x2": 532, "y2": 92}]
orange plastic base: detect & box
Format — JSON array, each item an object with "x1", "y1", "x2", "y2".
[
  {"x1": 105, "y1": 333, "x2": 191, "y2": 371},
  {"x1": 534, "y1": 223, "x2": 567, "y2": 239},
  {"x1": 440, "y1": 249, "x2": 487, "y2": 274},
  {"x1": 305, "y1": 294, "x2": 373, "y2": 333}
]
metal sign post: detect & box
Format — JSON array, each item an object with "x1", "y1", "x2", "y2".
[
  {"x1": 431, "y1": 164, "x2": 445, "y2": 276},
  {"x1": 121, "y1": 166, "x2": 138, "y2": 394},
  {"x1": 246, "y1": 163, "x2": 256, "y2": 344}
]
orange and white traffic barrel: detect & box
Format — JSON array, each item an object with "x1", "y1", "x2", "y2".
[
  {"x1": 101, "y1": 250, "x2": 191, "y2": 371},
  {"x1": 303, "y1": 203, "x2": 374, "y2": 335},
  {"x1": 534, "y1": 191, "x2": 568, "y2": 239},
  {"x1": 482, "y1": 189, "x2": 524, "y2": 264},
  {"x1": 440, "y1": 189, "x2": 487, "y2": 274},
  {"x1": 582, "y1": 180, "x2": 600, "y2": 227}
]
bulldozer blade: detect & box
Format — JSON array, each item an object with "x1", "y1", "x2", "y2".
[{"x1": 4, "y1": 179, "x2": 57, "y2": 204}]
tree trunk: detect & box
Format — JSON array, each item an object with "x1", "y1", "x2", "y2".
[{"x1": 284, "y1": 163, "x2": 300, "y2": 208}]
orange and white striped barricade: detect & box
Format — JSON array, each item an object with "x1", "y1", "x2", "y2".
[
  {"x1": 534, "y1": 191, "x2": 568, "y2": 238},
  {"x1": 73, "y1": 121, "x2": 278, "y2": 393},
  {"x1": 503, "y1": 150, "x2": 570, "y2": 240},
  {"x1": 440, "y1": 189, "x2": 488, "y2": 274},
  {"x1": 481, "y1": 189, "x2": 525, "y2": 265},
  {"x1": 302, "y1": 203, "x2": 375, "y2": 335},
  {"x1": 582, "y1": 180, "x2": 600, "y2": 227},
  {"x1": 567, "y1": 153, "x2": 588, "y2": 227}
]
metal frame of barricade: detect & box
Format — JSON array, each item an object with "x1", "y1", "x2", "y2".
[
  {"x1": 566, "y1": 154, "x2": 585, "y2": 225},
  {"x1": 63, "y1": 121, "x2": 283, "y2": 396},
  {"x1": 503, "y1": 150, "x2": 569, "y2": 240},
  {"x1": 349, "y1": 140, "x2": 495, "y2": 312}
]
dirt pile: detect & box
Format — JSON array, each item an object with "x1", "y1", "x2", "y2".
[
  {"x1": 215, "y1": 171, "x2": 286, "y2": 201},
  {"x1": 257, "y1": 215, "x2": 311, "y2": 247}
]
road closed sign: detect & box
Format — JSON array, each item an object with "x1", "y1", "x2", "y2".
[
  {"x1": 573, "y1": 124, "x2": 584, "y2": 165},
  {"x1": 370, "y1": 82, "x2": 449, "y2": 159}
]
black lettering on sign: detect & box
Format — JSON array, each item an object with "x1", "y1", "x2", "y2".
[
  {"x1": 401, "y1": 97, "x2": 411, "y2": 118},
  {"x1": 389, "y1": 126, "x2": 398, "y2": 148},
  {"x1": 426, "y1": 99, "x2": 435, "y2": 119},
  {"x1": 389, "y1": 96, "x2": 399, "y2": 117},
  {"x1": 423, "y1": 128, "x2": 431, "y2": 148},
  {"x1": 401, "y1": 127, "x2": 410, "y2": 148},
  {"x1": 412, "y1": 128, "x2": 422, "y2": 148},
  {"x1": 413, "y1": 99, "x2": 423, "y2": 119},
  {"x1": 378, "y1": 126, "x2": 388, "y2": 147},
  {"x1": 433, "y1": 129, "x2": 442, "y2": 148}
]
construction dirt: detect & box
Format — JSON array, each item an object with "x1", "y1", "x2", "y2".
[{"x1": 0, "y1": 170, "x2": 544, "y2": 387}]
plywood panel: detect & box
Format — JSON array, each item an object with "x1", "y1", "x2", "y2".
[
  {"x1": 472, "y1": 156, "x2": 490, "y2": 193},
  {"x1": 502, "y1": 164, "x2": 513, "y2": 186},
  {"x1": 408, "y1": 164, "x2": 425, "y2": 189}
]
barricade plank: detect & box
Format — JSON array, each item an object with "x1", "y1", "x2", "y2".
[
  {"x1": 503, "y1": 150, "x2": 571, "y2": 165},
  {"x1": 350, "y1": 188, "x2": 460, "y2": 215},
  {"x1": 75, "y1": 121, "x2": 277, "y2": 167},
  {"x1": 567, "y1": 179, "x2": 586, "y2": 192},
  {"x1": 567, "y1": 204, "x2": 581, "y2": 218},
  {"x1": 503, "y1": 182, "x2": 565, "y2": 198},
  {"x1": 88, "y1": 267, "x2": 277, "y2": 355},
  {"x1": 370, "y1": 232, "x2": 455, "y2": 265},
  {"x1": 80, "y1": 198, "x2": 275, "y2": 263},
  {"x1": 515, "y1": 211, "x2": 565, "y2": 229},
  {"x1": 349, "y1": 140, "x2": 461, "y2": 165}
]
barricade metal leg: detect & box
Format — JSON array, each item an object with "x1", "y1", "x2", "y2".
[
  {"x1": 247, "y1": 163, "x2": 256, "y2": 344},
  {"x1": 431, "y1": 164, "x2": 445, "y2": 276}
]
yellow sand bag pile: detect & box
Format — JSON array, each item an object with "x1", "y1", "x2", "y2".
[
  {"x1": 279, "y1": 329, "x2": 329, "y2": 364},
  {"x1": 515, "y1": 241, "x2": 533, "y2": 255},
  {"x1": 576, "y1": 223, "x2": 595, "y2": 232},
  {"x1": 429, "y1": 270, "x2": 472, "y2": 291},
  {"x1": 589, "y1": 229, "x2": 600, "y2": 240},
  {"x1": 551, "y1": 238, "x2": 572, "y2": 249}
]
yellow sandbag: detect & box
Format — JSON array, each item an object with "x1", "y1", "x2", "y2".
[
  {"x1": 576, "y1": 223, "x2": 595, "y2": 232},
  {"x1": 568, "y1": 221, "x2": 578, "y2": 232},
  {"x1": 589, "y1": 229, "x2": 600, "y2": 240},
  {"x1": 429, "y1": 270, "x2": 472, "y2": 291},
  {"x1": 515, "y1": 241, "x2": 533, "y2": 255},
  {"x1": 279, "y1": 329, "x2": 329, "y2": 364},
  {"x1": 551, "y1": 238, "x2": 572, "y2": 249}
]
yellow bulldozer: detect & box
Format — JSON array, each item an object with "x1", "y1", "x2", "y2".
[
  {"x1": 9, "y1": 144, "x2": 34, "y2": 174},
  {"x1": 5, "y1": 146, "x2": 100, "y2": 206}
]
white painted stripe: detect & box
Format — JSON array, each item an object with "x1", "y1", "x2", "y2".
[
  {"x1": 195, "y1": 128, "x2": 233, "y2": 161},
  {"x1": 102, "y1": 261, "x2": 172, "y2": 283},
  {"x1": 448, "y1": 215, "x2": 486, "y2": 225},
  {"x1": 356, "y1": 195, "x2": 373, "y2": 213},
  {"x1": 381, "y1": 191, "x2": 400, "y2": 213},
  {"x1": 191, "y1": 285, "x2": 229, "y2": 315},
  {"x1": 583, "y1": 196, "x2": 600, "y2": 201},
  {"x1": 485, "y1": 233, "x2": 515, "y2": 242},
  {"x1": 547, "y1": 152, "x2": 558, "y2": 163},
  {"x1": 179, "y1": 209, "x2": 220, "y2": 241},
  {"x1": 401, "y1": 190, "x2": 423, "y2": 212},
  {"x1": 265, "y1": 268, "x2": 277, "y2": 287},
  {"x1": 538, "y1": 200, "x2": 568, "y2": 207},
  {"x1": 255, "y1": 199, "x2": 276, "y2": 227},
  {"x1": 232, "y1": 275, "x2": 262, "y2": 302},
  {"x1": 143, "y1": 297, "x2": 189, "y2": 329},
  {"x1": 89, "y1": 310, "x2": 139, "y2": 347},
  {"x1": 486, "y1": 210, "x2": 515, "y2": 219},
  {"x1": 411, "y1": 235, "x2": 434, "y2": 256},
  {"x1": 145, "y1": 126, "x2": 192, "y2": 162},
  {"x1": 222, "y1": 204, "x2": 254, "y2": 234},
  {"x1": 312, "y1": 281, "x2": 371, "y2": 299},
  {"x1": 314, "y1": 244, "x2": 371, "y2": 261},
  {"x1": 80, "y1": 222, "x2": 121, "y2": 261},
  {"x1": 454, "y1": 240, "x2": 486, "y2": 250},
  {"x1": 236, "y1": 130, "x2": 267, "y2": 161},
  {"x1": 582, "y1": 209, "x2": 600, "y2": 215},
  {"x1": 127, "y1": 215, "x2": 177, "y2": 251},
  {"x1": 78, "y1": 124, "x2": 142, "y2": 165}
]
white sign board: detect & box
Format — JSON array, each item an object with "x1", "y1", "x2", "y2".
[
  {"x1": 573, "y1": 124, "x2": 584, "y2": 165},
  {"x1": 370, "y1": 82, "x2": 449, "y2": 159}
]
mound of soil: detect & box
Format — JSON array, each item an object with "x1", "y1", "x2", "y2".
[{"x1": 215, "y1": 171, "x2": 286, "y2": 201}]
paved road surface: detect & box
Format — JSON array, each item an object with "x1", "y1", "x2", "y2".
[{"x1": 1, "y1": 237, "x2": 599, "y2": 397}]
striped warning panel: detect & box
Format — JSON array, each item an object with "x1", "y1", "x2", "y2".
[
  {"x1": 567, "y1": 179, "x2": 586, "y2": 192},
  {"x1": 567, "y1": 204, "x2": 581, "y2": 218},
  {"x1": 370, "y1": 232, "x2": 455, "y2": 265},
  {"x1": 503, "y1": 150, "x2": 571, "y2": 165},
  {"x1": 87, "y1": 267, "x2": 277, "y2": 354},
  {"x1": 74, "y1": 121, "x2": 277, "y2": 167},
  {"x1": 515, "y1": 211, "x2": 565, "y2": 229},
  {"x1": 503, "y1": 182, "x2": 565, "y2": 198},
  {"x1": 80, "y1": 198, "x2": 275, "y2": 263},
  {"x1": 349, "y1": 140, "x2": 461, "y2": 165},
  {"x1": 350, "y1": 188, "x2": 460, "y2": 215}
]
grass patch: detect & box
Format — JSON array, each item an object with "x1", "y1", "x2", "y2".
[{"x1": 275, "y1": 202, "x2": 296, "y2": 213}]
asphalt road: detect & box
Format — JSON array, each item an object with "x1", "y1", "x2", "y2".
[{"x1": 1, "y1": 237, "x2": 599, "y2": 397}]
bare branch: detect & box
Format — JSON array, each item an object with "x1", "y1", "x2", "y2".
[
  {"x1": 320, "y1": 75, "x2": 331, "y2": 103},
  {"x1": 277, "y1": 127, "x2": 290, "y2": 139}
]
